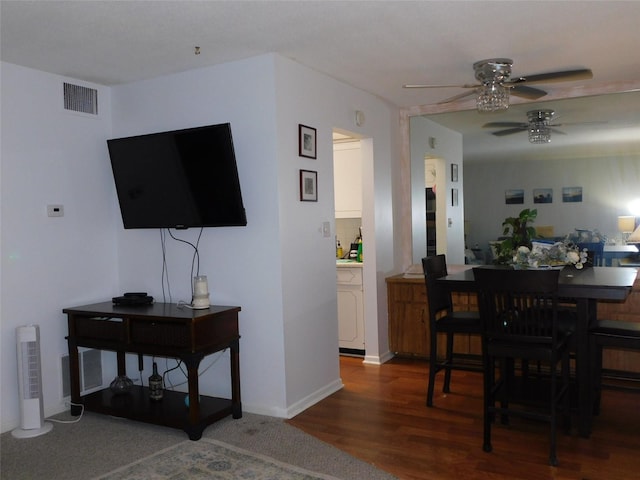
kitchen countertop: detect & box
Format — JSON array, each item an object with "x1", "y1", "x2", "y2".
[{"x1": 336, "y1": 259, "x2": 363, "y2": 267}]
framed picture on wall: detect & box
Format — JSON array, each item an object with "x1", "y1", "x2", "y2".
[
  {"x1": 300, "y1": 169, "x2": 318, "y2": 201},
  {"x1": 562, "y1": 186, "x2": 583, "y2": 203},
  {"x1": 451, "y1": 163, "x2": 458, "y2": 182},
  {"x1": 533, "y1": 188, "x2": 553, "y2": 204},
  {"x1": 505, "y1": 189, "x2": 524, "y2": 204},
  {"x1": 299, "y1": 124, "x2": 317, "y2": 159},
  {"x1": 451, "y1": 188, "x2": 458, "y2": 206}
]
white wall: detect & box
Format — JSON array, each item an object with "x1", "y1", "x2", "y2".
[
  {"x1": 410, "y1": 116, "x2": 465, "y2": 265},
  {"x1": 1, "y1": 63, "x2": 117, "y2": 431},
  {"x1": 112, "y1": 54, "x2": 398, "y2": 416},
  {"x1": 1, "y1": 53, "x2": 399, "y2": 431},
  {"x1": 464, "y1": 156, "x2": 640, "y2": 255}
]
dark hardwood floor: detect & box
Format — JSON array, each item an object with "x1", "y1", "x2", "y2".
[{"x1": 288, "y1": 356, "x2": 640, "y2": 480}]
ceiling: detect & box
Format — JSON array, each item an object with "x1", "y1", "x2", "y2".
[{"x1": 2, "y1": 1, "x2": 640, "y2": 161}]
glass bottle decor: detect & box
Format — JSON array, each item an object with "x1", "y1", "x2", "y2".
[
  {"x1": 109, "y1": 375, "x2": 133, "y2": 395},
  {"x1": 148, "y1": 362, "x2": 163, "y2": 401}
]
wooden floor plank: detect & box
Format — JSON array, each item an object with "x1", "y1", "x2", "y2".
[{"x1": 288, "y1": 356, "x2": 640, "y2": 479}]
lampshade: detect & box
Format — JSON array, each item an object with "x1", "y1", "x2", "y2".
[
  {"x1": 627, "y1": 224, "x2": 640, "y2": 243},
  {"x1": 618, "y1": 215, "x2": 636, "y2": 233}
]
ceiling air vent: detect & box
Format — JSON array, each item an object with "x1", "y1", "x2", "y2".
[{"x1": 63, "y1": 82, "x2": 98, "y2": 115}]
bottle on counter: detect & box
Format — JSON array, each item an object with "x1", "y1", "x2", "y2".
[
  {"x1": 356, "y1": 228, "x2": 363, "y2": 262},
  {"x1": 336, "y1": 238, "x2": 343, "y2": 259}
]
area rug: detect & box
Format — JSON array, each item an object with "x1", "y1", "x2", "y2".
[{"x1": 94, "y1": 437, "x2": 342, "y2": 480}]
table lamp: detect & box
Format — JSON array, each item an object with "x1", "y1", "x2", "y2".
[
  {"x1": 618, "y1": 216, "x2": 636, "y2": 242},
  {"x1": 627, "y1": 224, "x2": 640, "y2": 243}
]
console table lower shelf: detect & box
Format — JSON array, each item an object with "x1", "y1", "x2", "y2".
[{"x1": 78, "y1": 386, "x2": 238, "y2": 440}]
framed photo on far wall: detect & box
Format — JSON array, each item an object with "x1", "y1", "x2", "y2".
[
  {"x1": 533, "y1": 188, "x2": 553, "y2": 204},
  {"x1": 562, "y1": 186, "x2": 583, "y2": 203},
  {"x1": 505, "y1": 189, "x2": 524, "y2": 205},
  {"x1": 300, "y1": 169, "x2": 318, "y2": 202},
  {"x1": 298, "y1": 124, "x2": 317, "y2": 159}
]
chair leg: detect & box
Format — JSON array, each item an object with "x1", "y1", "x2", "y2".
[
  {"x1": 426, "y1": 333, "x2": 439, "y2": 407},
  {"x1": 483, "y1": 356, "x2": 493, "y2": 453},
  {"x1": 549, "y1": 356, "x2": 558, "y2": 467},
  {"x1": 592, "y1": 341, "x2": 603, "y2": 416},
  {"x1": 443, "y1": 332, "x2": 454, "y2": 393},
  {"x1": 562, "y1": 352, "x2": 571, "y2": 434}
]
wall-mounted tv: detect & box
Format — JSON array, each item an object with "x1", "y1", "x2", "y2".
[{"x1": 107, "y1": 123, "x2": 247, "y2": 229}]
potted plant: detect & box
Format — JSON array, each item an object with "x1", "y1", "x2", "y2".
[{"x1": 494, "y1": 208, "x2": 538, "y2": 264}]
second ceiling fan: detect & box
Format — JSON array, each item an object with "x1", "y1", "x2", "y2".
[
  {"x1": 483, "y1": 109, "x2": 603, "y2": 144},
  {"x1": 403, "y1": 58, "x2": 593, "y2": 112}
]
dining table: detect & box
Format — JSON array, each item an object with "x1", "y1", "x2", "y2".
[{"x1": 437, "y1": 264, "x2": 638, "y2": 437}]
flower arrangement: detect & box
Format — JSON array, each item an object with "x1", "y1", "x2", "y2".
[{"x1": 512, "y1": 240, "x2": 588, "y2": 269}]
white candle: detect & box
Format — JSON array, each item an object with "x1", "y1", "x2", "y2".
[{"x1": 194, "y1": 276, "x2": 208, "y2": 295}]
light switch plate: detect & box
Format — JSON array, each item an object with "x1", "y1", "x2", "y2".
[{"x1": 322, "y1": 221, "x2": 331, "y2": 237}]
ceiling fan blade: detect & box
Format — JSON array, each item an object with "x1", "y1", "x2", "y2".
[
  {"x1": 437, "y1": 89, "x2": 478, "y2": 104},
  {"x1": 402, "y1": 83, "x2": 479, "y2": 89},
  {"x1": 549, "y1": 128, "x2": 567, "y2": 135},
  {"x1": 491, "y1": 127, "x2": 527, "y2": 137},
  {"x1": 551, "y1": 121, "x2": 608, "y2": 127},
  {"x1": 482, "y1": 122, "x2": 528, "y2": 128},
  {"x1": 510, "y1": 68, "x2": 593, "y2": 85},
  {"x1": 509, "y1": 84, "x2": 548, "y2": 100}
]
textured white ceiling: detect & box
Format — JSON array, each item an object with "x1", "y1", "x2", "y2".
[
  {"x1": 2, "y1": 1, "x2": 640, "y2": 108},
  {"x1": 2, "y1": 1, "x2": 640, "y2": 161}
]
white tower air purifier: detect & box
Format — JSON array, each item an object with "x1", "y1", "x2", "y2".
[{"x1": 12, "y1": 325, "x2": 53, "y2": 438}]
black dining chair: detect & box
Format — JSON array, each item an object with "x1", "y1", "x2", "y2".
[
  {"x1": 473, "y1": 267, "x2": 572, "y2": 467},
  {"x1": 590, "y1": 320, "x2": 640, "y2": 414},
  {"x1": 422, "y1": 255, "x2": 483, "y2": 407}
]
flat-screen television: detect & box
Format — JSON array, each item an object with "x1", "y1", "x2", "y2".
[{"x1": 107, "y1": 123, "x2": 247, "y2": 229}]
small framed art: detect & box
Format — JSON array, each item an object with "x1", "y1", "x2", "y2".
[
  {"x1": 533, "y1": 188, "x2": 553, "y2": 204},
  {"x1": 505, "y1": 189, "x2": 524, "y2": 204},
  {"x1": 300, "y1": 169, "x2": 318, "y2": 202},
  {"x1": 299, "y1": 124, "x2": 317, "y2": 159},
  {"x1": 562, "y1": 186, "x2": 583, "y2": 203},
  {"x1": 451, "y1": 188, "x2": 458, "y2": 206},
  {"x1": 451, "y1": 163, "x2": 458, "y2": 182}
]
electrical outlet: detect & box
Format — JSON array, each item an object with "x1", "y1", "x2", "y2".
[{"x1": 47, "y1": 204, "x2": 64, "y2": 217}]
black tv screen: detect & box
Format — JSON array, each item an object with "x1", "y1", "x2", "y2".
[{"x1": 107, "y1": 123, "x2": 247, "y2": 229}]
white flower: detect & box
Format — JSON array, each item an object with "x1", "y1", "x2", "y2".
[{"x1": 566, "y1": 251, "x2": 580, "y2": 264}]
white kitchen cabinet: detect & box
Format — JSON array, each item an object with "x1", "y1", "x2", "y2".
[
  {"x1": 336, "y1": 265, "x2": 365, "y2": 353},
  {"x1": 333, "y1": 141, "x2": 362, "y2": 219}
]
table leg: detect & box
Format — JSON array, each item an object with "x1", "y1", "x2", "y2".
[
  {"x1": 575, "y1": 298, "x2": 596, "y2": 437},
  {"x1": 183, "y1": 353, "x2": 204, "y2": 440},
  {"x1": 66, "y1": 332, "x2": 82, "y2": 416},
  {"x1": 230, "y1": 338, "x2": 242, "y2": 419}
]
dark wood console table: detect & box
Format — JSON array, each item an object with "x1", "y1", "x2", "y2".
[{"x1": 63, "y1": 302, "x2": 241, "y2": 440}]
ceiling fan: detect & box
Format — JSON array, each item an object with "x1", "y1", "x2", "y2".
[
  {"x1": 483, "y1": 109, "x2": 602, "y2": 144},
  {"x1": 403, "y1": 58, "x2": 593, "y2": 112}
]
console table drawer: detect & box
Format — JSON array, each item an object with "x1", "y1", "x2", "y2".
[
  {"x1": 130, "y1": 321, "x2": 190, "y2": 347},
  {"x1": 74, "y1": 317, "x2": 125, "y2": 341}
]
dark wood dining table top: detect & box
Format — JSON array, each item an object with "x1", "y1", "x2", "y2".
[{"x1": 438, "y1": 265, "x2": 637, "y2": 301}]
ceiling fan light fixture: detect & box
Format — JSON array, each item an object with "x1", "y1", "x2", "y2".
[
  {"x1": 528, "y1": 122, "x2": 551, "y2": 143},
  {"x1": 476, "y1": 83, "x2": 509, "y2": 112},
  {"x1": 527, "y1": 109, "x2": 554, "y2": 143}
]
